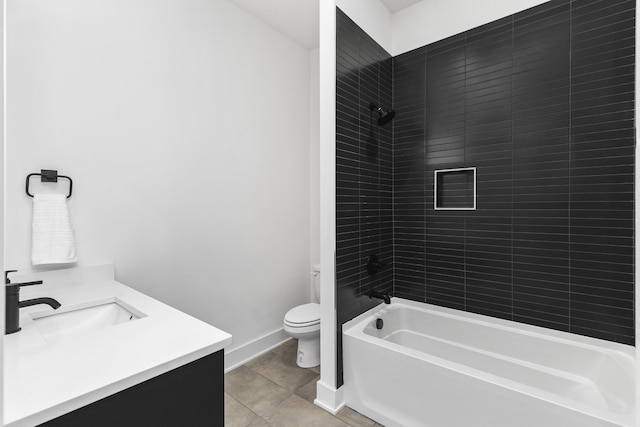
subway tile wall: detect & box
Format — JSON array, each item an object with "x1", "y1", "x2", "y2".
[
  {"x1": 569, "y1": 0, "x2": 635, "y2": 342},
  {"x1": 336, "y1": 9, "x2": 393, "y2": 386},
  {"x1": 393, "y1": 0, "x2": 635, "y2": 345},
  {"x1": 336, "y1": 0, "x2": 635, "y2": 385}
]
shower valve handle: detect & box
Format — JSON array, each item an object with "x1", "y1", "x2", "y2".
[{"x1": 367, "y1": 254, "x2": 386, "y2": 275}]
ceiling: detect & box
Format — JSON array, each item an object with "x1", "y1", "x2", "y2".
[
  {"x1": 380, "y1": 0, "x2": 423, "y2": 13},
  {"x1": 229, "y1": 0, "x2": 424, "y2": 50},
  {"x1": 229, "y1": 0, "x2": 320, "y2": 50}
]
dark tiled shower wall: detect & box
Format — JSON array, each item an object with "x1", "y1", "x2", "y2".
[
  {"x1": 393, "y1": 0, "x2": 635, "y2": 345},
  {"x1": 336, "y1": 8, "x2": 393, "y2": 386}
]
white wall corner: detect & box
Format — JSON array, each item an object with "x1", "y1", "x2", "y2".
[
  {"x1": 314, "y1": 381, "x2": 345, "y2": 415},
  {"x1": 309, "y1": 46, "x2": 320, "y2": 274}
]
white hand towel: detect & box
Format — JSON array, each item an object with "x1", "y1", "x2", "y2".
[{"x1": 31, "y1": 194, "x2": 77, "y2": 265}]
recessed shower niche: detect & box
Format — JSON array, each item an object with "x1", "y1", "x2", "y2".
[{"x1": 434, "y1": 167, "x2": 476, "y2": 210}]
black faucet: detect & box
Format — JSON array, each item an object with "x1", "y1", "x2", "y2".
[
  {"x1": 5, "y1": 270, "x2": 61, "y2": 334},
  {"x1": 367, "y1": 289, "x2": 391, "y2": 304}
]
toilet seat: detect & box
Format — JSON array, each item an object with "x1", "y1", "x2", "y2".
[{"x1": 284, "y1": 303, "x2": 320, "y2": 328}]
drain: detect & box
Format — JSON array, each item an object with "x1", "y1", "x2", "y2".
[{"x1": 375, "y1": 318, "x2": 384, "y2": 330}]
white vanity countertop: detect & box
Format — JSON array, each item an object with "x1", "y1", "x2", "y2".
[{"x1": 4, "y1": 264, "x2": 232, "y2": 427}]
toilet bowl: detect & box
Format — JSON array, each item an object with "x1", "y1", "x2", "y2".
[{"x1": 283, "y1": 264, "x2": 321, "y2": 368}]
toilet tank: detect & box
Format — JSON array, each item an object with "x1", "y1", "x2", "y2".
[{"x1": 312, "y1": 263, "x2": 321, "y2": 303}]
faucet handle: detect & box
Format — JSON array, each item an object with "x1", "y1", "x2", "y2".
[
  {"x1": 13, "y1": 281, "x2": 43, "y2": 287},
  {"x1": 5, "y1": 270, "x2": 43, "y2": 288},
  {"x1": 5, "y1": 270, "x2": 18, "y2": 285}
]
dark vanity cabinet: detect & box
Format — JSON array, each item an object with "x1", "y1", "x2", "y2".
[{"x1": 40, "y1": 350, "x2": 224, "y2": 427}]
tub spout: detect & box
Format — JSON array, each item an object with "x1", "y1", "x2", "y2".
[{"x1": 367, "y1": 290, "x2": 391, "y2": 304}]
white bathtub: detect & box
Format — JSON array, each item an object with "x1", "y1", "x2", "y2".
[{"x1": 343, "y1": 298, "x2": 635, "y2": 427}]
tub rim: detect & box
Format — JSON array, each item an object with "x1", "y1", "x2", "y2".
[{"x1": 344, "y1": 298, "x2": 634, "y2": 359}]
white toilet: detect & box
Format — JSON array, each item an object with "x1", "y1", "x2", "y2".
[{"x1": 283, "y1": 263, "x2": 321, "y2": 368}]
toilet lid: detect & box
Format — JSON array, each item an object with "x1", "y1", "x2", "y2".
[{"x1": 285, "y1": 303, "x2": 320, "y2": 326}]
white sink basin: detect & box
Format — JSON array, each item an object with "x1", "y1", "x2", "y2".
[{"x1": 30, "y1": 299, "x2": 145, "y2": 342}]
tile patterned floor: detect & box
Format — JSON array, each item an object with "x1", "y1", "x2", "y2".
[{"x1": 225, "y1": 340, "x2": 383, "y2": 427}]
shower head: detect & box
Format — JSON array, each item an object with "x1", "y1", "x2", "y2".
[
  {"x1": 378, "y1": 108, "x2": 396, "y2": 126},
  {"x1": 370, "y1": 103, "x2": 396, "y2": 126}
]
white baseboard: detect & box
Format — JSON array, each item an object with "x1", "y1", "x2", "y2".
[
  {"x1": 314, "y1": 381, "x2": 345, "y2": 415},
  {"x1": 224, "y1": 328, "x2": 290, "y2": 373}
]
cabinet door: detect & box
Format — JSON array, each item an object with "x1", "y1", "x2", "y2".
[{"x1": 41, "y1": 350, "x2": 224, "y2": 427}]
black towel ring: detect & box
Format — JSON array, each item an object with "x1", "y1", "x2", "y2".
[{"x1": 26, "y1": 169, "x2": 73, "y2": 199}]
